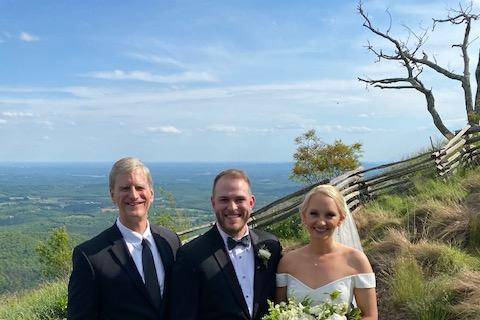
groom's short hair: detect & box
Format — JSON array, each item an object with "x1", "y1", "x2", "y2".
[{"x1": 212, "y1": 169, "x2": 252, "y2": 195}]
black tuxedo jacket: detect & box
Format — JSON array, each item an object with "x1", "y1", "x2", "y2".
[
  {"x1": 169, "y1": 226, "x2": 282, "y2": 320},
  {"x1": 67, "y1": 223, "x2": 181, "y2": 320}
]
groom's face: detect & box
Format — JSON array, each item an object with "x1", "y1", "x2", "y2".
[{"x1": 211, "y1": 176, "x2": 255, "y2": 238}]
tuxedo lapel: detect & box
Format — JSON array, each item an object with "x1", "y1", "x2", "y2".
[
  {"x1": 152, "y1": 228, "x2": 173, "y2": 295},
  {"x1": 151, "y1": 228, "x2": 173, "y2": 315},
  {"x1": 152, "y1": 229, "x2": 173, "y2": 276},
  {"x1": 251, "y1": 230, "x2": 269, "y2": 319},
  {"x1": 107, "y1": 225, "x2": 159, "y2": 311},
  {"x1": 208, "y1": 228, "x2": 251, "y2": 319}
]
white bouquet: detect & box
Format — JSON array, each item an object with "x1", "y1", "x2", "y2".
[{"x1": 262, "y1": 291, "x2": 361, "y2": 320}]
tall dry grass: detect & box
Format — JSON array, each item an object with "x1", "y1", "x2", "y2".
[{"x1": 359, "y1": 166, "x2": 480, "y2": 319}]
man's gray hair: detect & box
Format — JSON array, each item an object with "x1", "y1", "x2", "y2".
[{"x1": 109, "y1": 157, "x2": 153, "y2": 191}]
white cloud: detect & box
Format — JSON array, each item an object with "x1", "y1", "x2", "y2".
[
  {"x1": 274, "y1": 123, "x2": 308, "y2": 130},
  {"x1": 146, "y1": 126, "x2": 182, "y2": 134},
  {"x1": 85, "y1": 70, "x2": 218, "y2": 83},
  {"x1": 0, "y1": 119, "x2": 6, "y2": 124},
  {"x1": 126, "y1": 53, "x2": 186, "y2": 68},
  {"x1": 19, "y1": 32, "x2": 39, "y2": 42},
  {"x1": 2, "y1": 111, "x2": 34, "y2": 118},
  {"x1": 204, "y1": 125, "x2": 272, "y2": 134},
  {"x1": 316, "y1": 124, "x2": 392, "y2": 134},
  {"x1": 205, "y1": 125, "x2": 237, "y2": 133},
  {"x1": 357, "y1": 112, "x2": 395, "y2": 119},
  {"x1": 202, "y1": 123, "x2": 388, "y2": 135},
  {"x1": 0, "y1": 78, "x2": 430, "y2": 118}
]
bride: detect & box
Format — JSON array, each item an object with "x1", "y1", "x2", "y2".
[{"x1": 276, "y1": 185, "x2": 378, "y2": 319}]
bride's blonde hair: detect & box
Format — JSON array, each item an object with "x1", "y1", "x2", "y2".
[{"x1": 300, "y1": 184, "x2": 349, "y2": 220}]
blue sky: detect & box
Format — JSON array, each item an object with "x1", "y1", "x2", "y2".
[{"x1": 0, "y1": 0, "x2": 479, "y2": 162}]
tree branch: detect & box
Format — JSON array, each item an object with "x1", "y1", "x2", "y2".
[{"x1": 358, "y1": 1, "x2": 455, "y2": 138}]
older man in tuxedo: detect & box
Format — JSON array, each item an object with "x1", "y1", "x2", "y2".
[
  {"x1": 68, "y1": 157, "x2": 181, "y2": 320},
  {"x1": 170, "y1": 169, "x2": 282, "y2": 320}
]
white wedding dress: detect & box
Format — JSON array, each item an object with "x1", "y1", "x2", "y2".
[{"x1": 276, "y1": 273, "x2": 376, "y2": 307}]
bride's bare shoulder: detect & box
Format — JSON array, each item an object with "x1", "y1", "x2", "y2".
[
  {"x1": 341, "y1": 245, "x2": 373, "y2": 274},
  {"x1": 277, "y1": 246, "x2": 308, "y2": 273}
]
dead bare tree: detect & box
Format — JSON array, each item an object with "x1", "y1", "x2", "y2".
[{"x1": 358, "y1": 1, "x2": 480, "y2": 139}]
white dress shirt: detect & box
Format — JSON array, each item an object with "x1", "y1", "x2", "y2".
[
  {"x1": 217, "y1": 225, "x2": 255, "y2": 317},
  {"x1": 116, "y1": 218, "x2": 165, "y2": 296}
]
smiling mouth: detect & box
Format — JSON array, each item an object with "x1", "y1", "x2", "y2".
[
  {"x1": 225, "y1": 212, "x2": 242, "y2": 220},
  {"x1": 126, "y1": 202, "x2": 144, "y2": 207}
]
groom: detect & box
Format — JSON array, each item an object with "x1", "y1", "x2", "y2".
[{"x1": 169, "y1": 169, "x2": 282, "y2": 320}]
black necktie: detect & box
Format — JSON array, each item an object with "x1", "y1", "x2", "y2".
[
  {"x1": 142, "y1": 239, "x2": 161, "y2": 309},
  {"x1": 227, "y1": 235, "x2": 250, "y2": 250}
]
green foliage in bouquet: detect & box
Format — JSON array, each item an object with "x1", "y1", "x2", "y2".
[{"x1": 262, "y1": 290, "x2": 361, "y2": 320}]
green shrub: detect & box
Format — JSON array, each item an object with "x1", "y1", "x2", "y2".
[
  {"x1": 368, "y1": 194, "x2": 414, "y2": 217},
  {"x1": 290, "y1": 129, "x2": 362, "y2": 184},
  {"x1": 151, "y1": 187, "x2": 192, "y2": 236},
  {"x1": 264, "y1": 214, "x2": 308, "y2": 244},
  {"x1": 35, "y1": 227, "x2": 73, "y2": 279}
]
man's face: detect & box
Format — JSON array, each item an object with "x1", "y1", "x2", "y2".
[
  {"x1": 110, "y1": 168, "x2": 154, "y2": 227},
  {"x1": 211, "y1": 176, "x2": 255, "y2": 238}
]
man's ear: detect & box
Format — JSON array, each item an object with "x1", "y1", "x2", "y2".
[
  {"x1": 150, "y1": 188, "x2": 154, "y2": 203},
  {"x1": 110, "y1": 189, "x2": 117, "y2": 205},
  {"x1": 249, "y1": 194, "x2": 255, "y2": 209},
  {"x1": 210, "y1": 196, "x2": 215, "y2": 208}
]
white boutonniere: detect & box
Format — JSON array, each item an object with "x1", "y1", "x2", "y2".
[{"x1": 258, "y1": 245, "x2": 271, "y2": 267}]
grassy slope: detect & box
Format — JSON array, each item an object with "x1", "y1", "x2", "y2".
[
  {"x1": 356, "y1": 166, "x2": 480, "y2": 320},
  {"x1": 0, "y1": 280, "x2": 67, "y2": 320}
]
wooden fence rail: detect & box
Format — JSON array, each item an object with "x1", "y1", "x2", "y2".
[{"x1": 179, "y1": 124, "x2": 480, "y2": 240}]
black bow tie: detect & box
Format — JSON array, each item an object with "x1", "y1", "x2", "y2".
[{"x1": 227, "y1": 235, "x2": 250, "y2": 250}]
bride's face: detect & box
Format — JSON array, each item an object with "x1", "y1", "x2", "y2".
[{"x1": 302, "y1": 193, "x2": 344, "y2": 239}]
